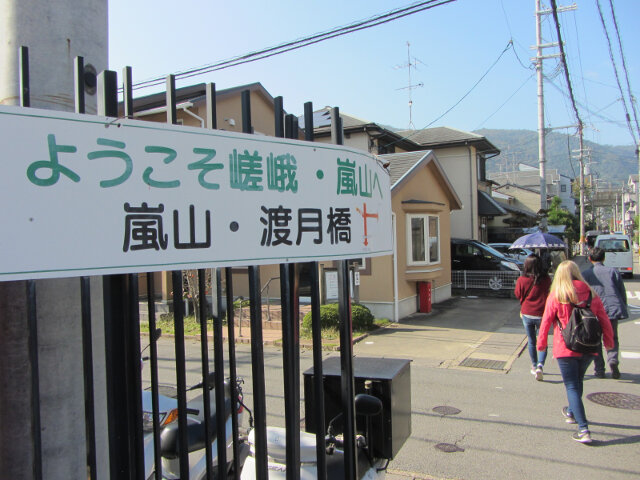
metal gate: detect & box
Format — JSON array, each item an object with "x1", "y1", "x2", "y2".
[{"x1": 1, "y1": 47, "x2": 376, "y2": 480}]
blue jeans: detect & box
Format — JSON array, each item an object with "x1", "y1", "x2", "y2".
[
  {"x1": 557, "y1": 355, "x2": 594, "y2": 430},
  {"x1": 521, "y1": 314, "x2": 547, "y2": 367}
]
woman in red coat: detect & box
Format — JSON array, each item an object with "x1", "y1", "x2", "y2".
[
  {"x1": 514, "y1": 254, "x2": 551, "y2": 381},
  {"x1": 537, "y1": 260, "x2": 614, "y2": 443}
]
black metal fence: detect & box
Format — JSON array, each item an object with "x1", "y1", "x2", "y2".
[{"x1": 13, "y1": 46, "x2": 361, "y2": 480}]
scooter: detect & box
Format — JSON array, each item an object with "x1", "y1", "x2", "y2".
[
  {"x1": 240, "y1": 391, "x2": 387, "y2": 479},
  {"x1": 141, "y1": 331, "x2": 250, "y2": 479}
]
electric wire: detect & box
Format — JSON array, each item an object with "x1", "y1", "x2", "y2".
[
  {"x1": 595, "y1": 0, "x2": 637, "y2": 145},
  {"x1": 475, "y1": 72, "x2": 535, "y2": 130},
  {"x1": 416, "y1": 42, "x2": 513, "y2": 130},
  {"x1": 549, "y1": 0, "x2": 583, "y2": 134},
  {"x1": 606, "y1": 0, "x2": 640, "y2": 139},
  {"x1": 124, "y1": 0, "x2": 457, "y2": 92}
]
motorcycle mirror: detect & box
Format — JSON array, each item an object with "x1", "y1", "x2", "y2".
[
  {"x1": 152, "y1": 328, "x2": 162, "y2": 342},
  {"x1": 354, "y1": 393, "x2": 382, "y2": 417}
]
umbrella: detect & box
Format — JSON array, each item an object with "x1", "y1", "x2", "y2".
[{"x1": 510, "y1": 232, "x2": 566, "y2": 250}]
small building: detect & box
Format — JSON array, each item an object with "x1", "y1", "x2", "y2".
[{"x1": 362, "y1": 150, "x2": 462, "y2": 319}]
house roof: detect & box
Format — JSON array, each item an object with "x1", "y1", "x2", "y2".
[
  {"x1": 379, "y1": 150, "x2": 462, "y2": 210},
  {"x1": 301, "y1": 107, "x2": 418, "y2": 150},
  {"x1": 130, "y1": 82, "x2": 277, "y2": 112},
  {"x1": 395, "y1": 126, "x2": 500, "y2": 155},
  {"x1": 478, "y1": 190, "x2": 507, "y2": 216},
  {"x1": 494, "y1": 201, "x2": 537, "y2": 218}
]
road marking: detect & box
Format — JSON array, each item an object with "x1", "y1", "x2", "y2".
[
  {"x1": 627, "y1": 291, "x2": 640, "y2": 300},
  {"x1": 621, "y1": 351, "x2": 640, "y2": 359}
]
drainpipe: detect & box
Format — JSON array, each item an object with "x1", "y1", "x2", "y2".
[
  {"x1": 181, "y1": 104, "x2": 205, "y2": 127},
  {"x1": 468, "y1": 146, "x2": 478, "y2": 240},
  {"x1": 392, "y1": 213, "x2": 399, "y2": 322}
]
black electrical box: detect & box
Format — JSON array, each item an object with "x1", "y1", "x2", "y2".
[{"x1": 303, "y1": 356, "x2": 411, "y2": 459}]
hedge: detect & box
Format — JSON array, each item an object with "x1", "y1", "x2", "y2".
[{"x1": 301, "y1": 303, "x2": 374, "y2": 332}]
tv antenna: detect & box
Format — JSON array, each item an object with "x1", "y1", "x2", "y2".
[{"x1": 395, "y1": 41, "x2": 425, "y2": 129}]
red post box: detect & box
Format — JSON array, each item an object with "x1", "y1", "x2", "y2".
[{"x1": 418, "y1": 281, "x2": 432, "y2": 313}]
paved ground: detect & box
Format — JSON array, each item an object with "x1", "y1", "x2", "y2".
[{"x1": 151, "y1": 289, "x2": 640, "y2": 480}]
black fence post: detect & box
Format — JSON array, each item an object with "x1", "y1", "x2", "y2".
[
  {"x1": 242, "y1": 89, "x2": 268, "y2": 480},
  {"x1": 332, "y1": 106, "x2": 357, "y2": 479}
]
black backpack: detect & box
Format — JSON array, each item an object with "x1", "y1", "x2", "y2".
[{"x1": 557, "y1": 292, "x2": 602, "y2": 354}]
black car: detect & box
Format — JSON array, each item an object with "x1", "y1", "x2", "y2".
[{"x1": 451, "y1": 238, "x2": 522, "y2": 271}]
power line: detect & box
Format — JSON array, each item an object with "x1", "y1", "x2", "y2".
[
  {"x1": 418, "y1": 41, "x2": 513, "y2": 130},
  {"x1": 606, "y1": 0, "x2": 640, "y2": 139},
  {"x1": 595, "y1": 0, "x2": 637, "y2": 144},
  {"x1": 475, "y1": 72, "x2": 535, "y2": 129},
  {"x1": 381, "y1": 40, "x2": 514, "y2": 148},
  {"x1": 126, "y1": 0, "x2": 457, "y2": 91}
]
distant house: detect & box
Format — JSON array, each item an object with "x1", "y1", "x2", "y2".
[
  {"x1": 394, "y1": 127, "x2": 503, "y2": 242},
  {"x1": 304, "y1": 108, "x2": 503, "y2": 243},
  {"x1": 489, "y1": 163, "x2": 576, "y2": 214},
  {"x1": 489, "y1": 189, "x2": 538, "y2": 242}
]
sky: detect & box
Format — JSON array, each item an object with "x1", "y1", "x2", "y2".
[{"x1": 108, "y1": 0, "x2": 640, "y2": 148}]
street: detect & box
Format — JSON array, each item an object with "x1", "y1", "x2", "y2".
[{"x1": 143, "y1": 277, "x2": 640, "y2": 480}]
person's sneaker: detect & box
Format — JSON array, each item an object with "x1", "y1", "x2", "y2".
[
  {"x1": 530, "y1": 366, "x2": 537, "y2": 376},
  {"x1": 561, "y1": 406, "x2": 576, "y2": 424},
  {"x1": 594, "y1": 370, "x2": 605, "y2": 379},
  {"x1": 535, "y1": 365, "x2": 544, "y2": 381},
  {"x1": 572, "y1": 429, "x2": 592, "y2": 443},
  {"x1": 611, "y1": 364, "x2": 621, "y2": 379}
]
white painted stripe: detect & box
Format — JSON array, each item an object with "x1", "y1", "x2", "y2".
[{"x1": 621, "y1": 351, "x2": 640, "y2": 359}]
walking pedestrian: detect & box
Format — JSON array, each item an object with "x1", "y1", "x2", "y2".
[
  {"x1": 581, "y1": 247, "x2": 627, "y2": 379},
  {"x1": 514, "y1": 254, "x2": 551, "y2": 381},
  {"x1": 537, "y1": 261, "x2": 614, "y2": 443}
]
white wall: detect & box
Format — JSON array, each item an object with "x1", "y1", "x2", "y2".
[{"x1": 434, "y1": 148, "x2": 476, "y2": 239}]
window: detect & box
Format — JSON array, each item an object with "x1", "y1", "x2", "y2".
[
  {"x1": 561, "y1": 184, "x2": 567, "y2": 192},
  {"x1": 407, "y1": 214, "x2": 440, "y2": 265}
]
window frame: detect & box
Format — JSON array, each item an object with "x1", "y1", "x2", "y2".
[{"x1": 406, "y1": 213, "x2": 440, "y2": 266}]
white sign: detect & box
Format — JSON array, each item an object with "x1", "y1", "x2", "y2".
[{"x1": 0, "y1": 106, "x2": 393, "y2": 281}]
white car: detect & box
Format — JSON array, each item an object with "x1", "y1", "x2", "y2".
[{"x1": 488, "y1": 243, "x2": 533, "y2": 263}]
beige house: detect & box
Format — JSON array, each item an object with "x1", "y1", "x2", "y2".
[
  {"x1": 367, "y1": 150, "x2": 462, "y2": 319},
  {"x1": 129, "y1": 82, "x2": 286, "y2": 305},
  {"x1": 130, "y1": 90, "x2": 465, "y2": 319}
]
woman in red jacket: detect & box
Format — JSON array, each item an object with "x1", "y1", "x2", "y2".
[
  {"x1": 514, "y1": 254, "x2": 551, "y2": 381},
  {"x1": 537, "y1": 260, "x2": 614, "y2": 443}
]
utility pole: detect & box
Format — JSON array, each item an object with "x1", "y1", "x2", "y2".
[
  {"x1": 533, "y1": 0, "x2": 576, "y2": 232},
  {"x1": 571, "y1": 125, "x2": 587, "y2": 254}
]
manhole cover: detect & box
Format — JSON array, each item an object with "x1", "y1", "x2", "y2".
[
  {"x1": 433, "y1": 406, "x2": 461, "y2": 415},
  {"x1": 435, "y1": 443, "x2": 464, "y2": 453},
  {"x1": 586, "y1": 392, "x2": 640, "y2": 410},
  {"x1": 459, "y1": 358, "x2": 506, "y2": 370}
]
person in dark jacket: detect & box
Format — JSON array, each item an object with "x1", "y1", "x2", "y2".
[
  {"x1": 581, "y1": 247, "x2": 627, "y2": 379},
  {"x1": 514, "y1": 254, "x2": 552, "y2": 381}
]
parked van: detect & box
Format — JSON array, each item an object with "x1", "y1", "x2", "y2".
[{"x1": 593, "y1": 234, "x2": 634, "y2": 278}]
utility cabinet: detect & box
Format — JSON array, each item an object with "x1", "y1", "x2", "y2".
[{"x1": 303, "y1": 356, "x2": 411, "y2": 459}]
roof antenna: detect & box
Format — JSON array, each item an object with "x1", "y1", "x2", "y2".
[{"x1": 395, "y1": 41, "x2": 424, "y2": 129}]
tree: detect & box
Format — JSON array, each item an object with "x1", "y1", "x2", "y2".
[
  {"x1": 547, "y1": 196, "x2": 579, "y2": 243},
  {"x1": 182, "y1": 269, "x2": 212, "y2": 323}
]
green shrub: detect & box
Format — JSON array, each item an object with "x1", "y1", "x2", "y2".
[{"x1": 302, "y1": 303, "x2": 374, "y2": 332}]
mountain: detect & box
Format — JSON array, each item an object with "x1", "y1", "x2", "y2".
[{"x1": 475, "y1": 128, "x2": 637, "y2": 186}]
